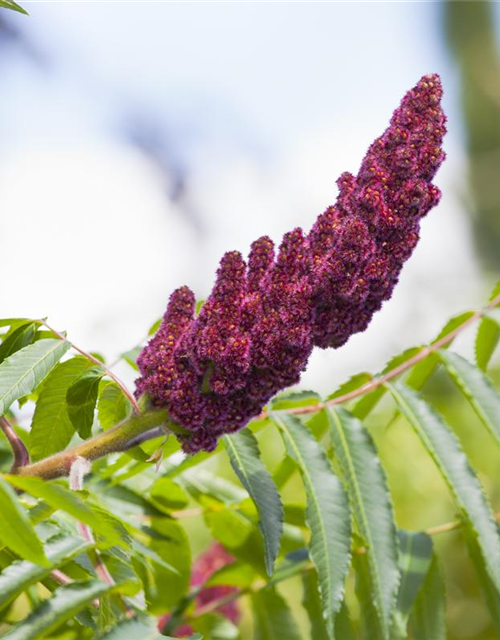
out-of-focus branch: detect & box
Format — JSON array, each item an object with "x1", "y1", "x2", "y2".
[{"x1": 0, "y1": 416, "x2": 29, "y2": 470}]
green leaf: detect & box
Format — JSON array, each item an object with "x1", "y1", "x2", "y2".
[
  {"x1": 66, "y1": 366, "x2": 104, "y2": 439},
  {"x1": 439, "y1": 350, "x2": 500, "y2": 446},
  {"x1": 146, "y1": 517, "x2": 191, "y2": 610},
  {"x1": 98, "y1": 381, "x2": 132, "y2": 430},
  {"x1": 302, "y1": 569, "x2": 329, "y2": 640},
  {"x1": 5, "y1": 476, "x2": 126, "y2": 549},
  {"x1": 408, "y1": 556, "x2": 446, "y2": 640},
  {"x1": 490, "y1": 279, "x2": 500, "y2": 305},
  {"x1": 271, "y1": 390, "x2": 321, "y2": 410},
  {"x1": 0, "y1": 339, "x2": 70, "y2": 416},
  {"x1": 0, "y1": 476, "x2": 48, "y2": 566},
  {"x1": 351, "y1": 348, "x2": 422, "y2": 419},
  {"x1": 391, "y1": 530, "x2": 433, "y2": 639},
  {"x1": 0, "y1": 580, "x2": 112, "y2": 640},
  {"x1": 272, "y1": 456, "x2": 296, "y2": 490},
  {"x1": 354, "y1": 550, "x2": 384, "y2": 640},
  {"x1": 272, "y1": 413, "x2": 351, "y2": 639},
  {"x1": 224, "y1": 430, "x2": 283, "y2": 576},
  {"x1": 463, "y1": 522, "x2": 500, "y2": 635},
  {"x1": 476, "y1": 315, "x2": 500, "y2": 371},
  {"x1": 388, "y1": 382, "x2": 500, "y2": 594},
  {"x1": 150, "y1": 477, "x2": 189, "y2": 511},
  {"x1": 252, "y1": 586, "x2": 301, "y2": 640},
  {"x1": 0, "y1": 1, "x2": 28, "y2": 15},
  {"x1": 206, "y1": 560, "x2": 256, "y2": 589},
  {"x1": 30, "y1": 357, "x2": 91, "y2": 461},
  {"x1": 406, "y1": 311, "x2": 475, "y2": 390},
  {"x1": 327, "y1": 372, "x2": 372, "y2": 401},
  {"x1": 204, "y1": 509, "x2": 253, "y2": 549},
  {"x1": 0, "y1": 323, "x2": 37, "y2": 366},
  {"x1": 0, "y1": 534, "x2": 92, "y2": 611},
  {"x1": 119, "y1": 346, "x2": 141, "y2": 371},
  {"x1": 96, "y1": 617, "x2": 163, "y2": 639},
  {"x1": 335, "y1": 602, "x2": 355, "y2": 640},
  {"x1": 0, "y1": 318, "x2": 29, "y2": 329},
  {"x1": 327, "y1": 407, "x2": 399, "y2": 640}
]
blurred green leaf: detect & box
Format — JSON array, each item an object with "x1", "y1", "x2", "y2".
[
  {"x1": 406, "y1": 311, "x2": 474, "y2": 390},
  {"x1": 0, "y1": 318, "x2": 29, "y2": 329},
  {"x1": 463, "y1": 522, "x2": 500, "y2": 635},
  {"x1": 67, "y1": 366, "x2": 104, "y2": 439},
  {"x1": 0, "y1": 1, "x2": 27, "y2": 15},
  {"x1": 271, "y1": 390, "x2": 321, "y2": 410},
  {"x1": 0, "y1": 580, "x2": 112, "y2": 640},
  {"x1": 391, "y1": 530, "x2": 433, "y2": 639},
  {"x1": 389, "y1": 382, "x2": 500, "y2": 594},
  {"x1": 147, "y1": 517, "x2": 191, "y2": 611},
  {"x1": 476, "y1": 315, "x2": 500, "y2": 371},
  {"x1": 119, "y1": 346, "x2": 141, "y2": 371},
  {"x1": 6, "y1": 476, "x2": 126, "y2": 549},
  {"x1": 0, "y1": 323, "x2": 37, "y2": 367},
  {"x1": 272, "y1": 455, "x2": 296, "y2": 490},
  {"x1": 408, "y1": 556, "x2": 446, "y2": 640},
  {"x1": 0, "y1": 476, "x2": 48, "y2": 566},
  {"x1": 302, "y1": 569, "x2": 329, "y2": 640},
  {"x1": 30, "y1": 356, "x2": 90, "y2": 461},
  {"x1": 351, "y1": 347, "x2": 422, "y2": 419},
  {"x1": 272, "y1": 413, "x2": 351, "y2": 639},
  {"x1": 150, "y1": 476, "x2": 189, "y2": 511},
  {"x1": 96, "y1": 616, "x2": 162, "y2": 639},
  {"x1": 328, "y1": 407, "x2": 399, "y2": 640},
  {"x1": 439, "y1": 350, "x2": 500, "y2": 446},
  {"x1": 224, "y1": 430, "x2": 283, "y2": 576},
  {"x1": 98, "y1": 381, "x2": 133, "y2": 430},
  {"x1": 328, "y1": 372, "x2": 372, "y2": 401},
  {"x1": 204, "y1": 509, "x2": 253, "y2": 549},
  {"x1": 0, "y1": 339, "x2": 70, "y2": 416},
  {"x1": 354, "y1": 550, "x2": 384, "y2": 640},
  {"x1": 0, "y1": 533, "x2": 92, "y2": 611},
  {"x1": 252, "y1": 586, "x2": 301, "y2": 640},
  {"x1": 206, "y1": 560, "x2": 255, "y2": 589}
]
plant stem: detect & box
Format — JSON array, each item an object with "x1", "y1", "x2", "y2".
[
  {"x1": 0, "y1": 416, "x2": 30, "y2": 471},
  {"x1": 16, "y1": 409, "x2": 170, "y2": 480},
  {"x1": 286, "y1": 290, "x2": 500, "y2": 416},
  {"x1": 35, "y1": 319, "x2": 140, "y2": 413}
]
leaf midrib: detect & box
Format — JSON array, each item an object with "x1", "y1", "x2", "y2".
[
  {"x1": 329, "y1": 409, "x2": 388, "y2": 637},
  {"x1": 0, "y1": 341, "x2": 65, "y2": 414}
]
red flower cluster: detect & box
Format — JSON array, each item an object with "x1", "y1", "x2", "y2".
[
  {"x1": 158, "y1": 542, "x2": 240, "y2": 637},
  {"x1": 136, "y1": 74, "x2": 447, "y2": 452}
]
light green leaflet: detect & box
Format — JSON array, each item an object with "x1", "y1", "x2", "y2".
[
  {"x1": 328, "y1": 406, "x2": 399, "y2": 640},
  {"x1": 0, "y1": 339, "x2": 70, "y2": 415},
  {"x1": 272, "y1": 413, "x2": 351, "y2": 639}
]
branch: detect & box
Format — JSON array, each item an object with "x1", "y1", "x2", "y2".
[
  {"x1": 16, "y1": 409, "x2": 171, "y2": 480},
  {"x1": 0, "y1": 416, "x2": 29, "y2": 471},
  {"x1": 35, "y1": 319, "x2": 140, "y2": 413},
  {"x1": 286, "y1": 290, "x2": 500, "y2": 416}
]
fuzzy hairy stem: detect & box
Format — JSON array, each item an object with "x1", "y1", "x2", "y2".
[
  {"x1": 16, "y1": 409, "x2": 171, "y2": 480},
  {"x1": 286, "y1": 290, "x2": 500, "y2": 416},
  {"x1": 35, "y1": 319, "x2": 140, "y2": 413}
]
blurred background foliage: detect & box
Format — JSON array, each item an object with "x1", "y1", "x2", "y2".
[{"x1": 1, "y1": 1, "x2": 500, "y2": 639}]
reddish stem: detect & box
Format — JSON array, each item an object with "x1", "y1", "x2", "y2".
[
  {"x1": 0, "y1": 416, "x2": 30, "y2": 470},
  {"x1": 286, "y1": 291, "x2": 500, "y2": 416},
  {"x1": 36, "y1": 319, "x2": 140, "y2": 413}
]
